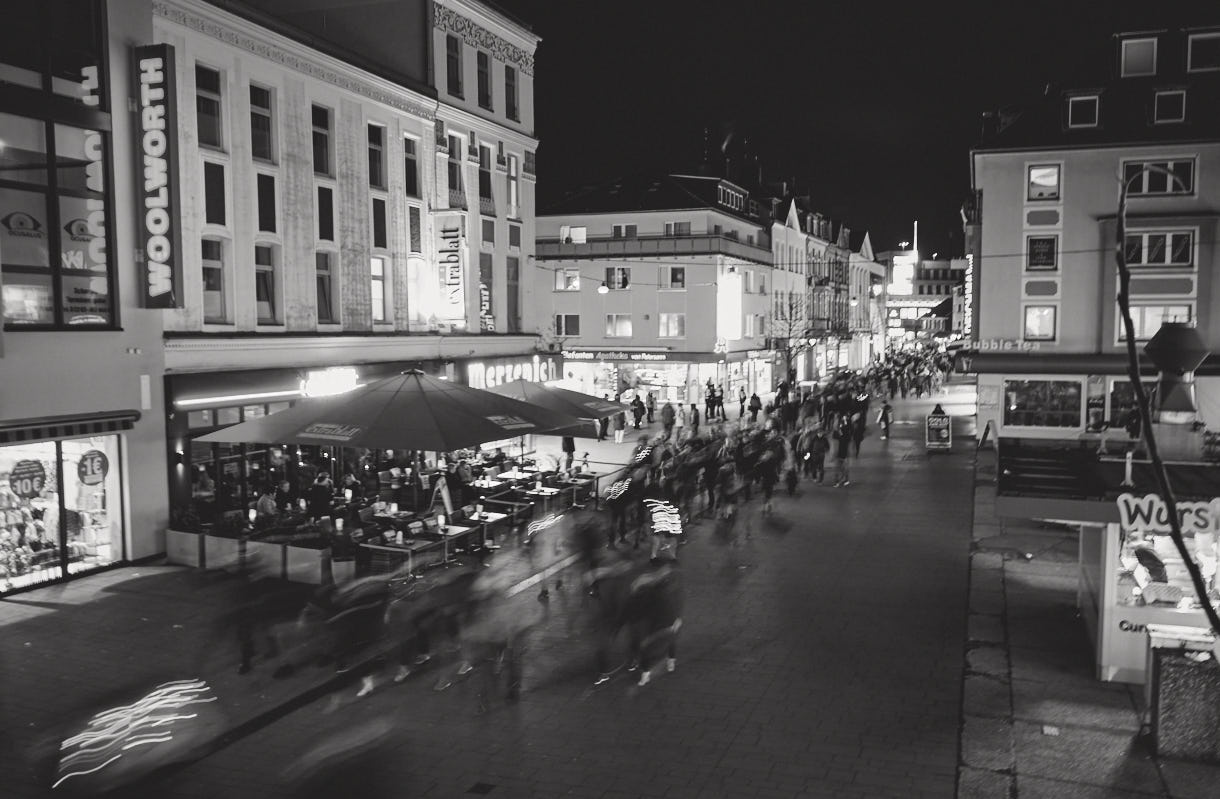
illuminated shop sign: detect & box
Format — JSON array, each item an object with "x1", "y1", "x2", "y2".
[
  {"x1": 562, "y1": 350, "x2": 669, "y2": 362},
  {"x1": 888, "y1": 252, "x2": 917, "y2": 296},
  {"x1": 975, "y1": 338, "x2": 1041, "y2": 352},
  {"x1": 466, "y1": 354, "x2": 560, "y2": 389},
  {"x1": 300, "y1": 367, "x2": 361, "y2": 397},
  {"x1": 435, "y1": 214, "x2": 466, "y2": 325},
  {"x1": 1117, "y1": 493, "x2": 1220, "y2": 535},
  {"x1": 133, "y1": 44, "x2": 183, "y2": 309},
  {"x1": 716, "y1": 271, "x2": 743, "y2": 340},
  {"x1": 964, "y1": 254, "x2": 974, "y2": 338}
]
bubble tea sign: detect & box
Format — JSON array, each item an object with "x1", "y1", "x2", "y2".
[{"x1": 9, "y1": 460, "x2": 47, "y2": 499}]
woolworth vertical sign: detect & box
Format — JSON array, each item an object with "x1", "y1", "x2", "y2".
[{"x1": 133, "y1": 44, "x2": 183, "y2": 308}]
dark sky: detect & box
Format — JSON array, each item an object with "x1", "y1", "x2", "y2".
[{"x1": 493, "y1": 0, "x2": 1218, "y2": 257}]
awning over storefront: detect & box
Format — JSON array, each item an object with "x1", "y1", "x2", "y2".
[
  {"x1": 168, "y1": 361, "x2": 426, "y2": 408},
  {"x1": 964, "y1": 351, "x2": 1220, "y2": 377},
  {"x1": 0, "y1": 410, "x2": 141, "y2": 445}
]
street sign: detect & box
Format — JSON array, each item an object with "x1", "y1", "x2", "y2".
[{"x1": 926, "y1": 413, "x2": 952, "y2": 452}]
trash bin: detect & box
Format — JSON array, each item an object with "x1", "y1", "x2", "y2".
[{"x1": 1145, "y1": 623, "x2": 1220, "y2": 762}]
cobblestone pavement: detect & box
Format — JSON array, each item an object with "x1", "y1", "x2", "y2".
[{"x1": 121, "y1": 387, "x2": 978, "y2": 799}]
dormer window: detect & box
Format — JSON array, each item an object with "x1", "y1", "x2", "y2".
[
  {"x1": 1187, "y1": 32, "x2": 1220, "y2": 72},
  {"x1": 1121, "y1": 37, "x2": 1157, "y2": 77},
  {"x1": 1154, "y1": 90, "x2": 1185, "y2": 123},
  {"x1": 1068, "y1": 95, "x2": 1099, "y2": 128}
]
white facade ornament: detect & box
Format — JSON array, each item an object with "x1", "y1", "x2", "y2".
[
  {"x1": 433, "y1": 5, "x2": 535, "y2": 76},
  {"x1": 153, "y1": 1, "x2": 436, "y2": 120}
]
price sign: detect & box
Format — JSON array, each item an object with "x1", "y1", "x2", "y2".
[
  {"x1": 9, "y1": 460, "x2": 47, "y2": 499},
  {"x1": 77, "y1": 450, "x2": 109, "y2": 486}
]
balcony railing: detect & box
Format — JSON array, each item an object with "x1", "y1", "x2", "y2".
[
  {"x1": 537, "y1": 232, "x2": 772, "y2": 264},
  {"x1": 449, "y1": 187, "x2": 467, "y2": 209},
  {"x1": 479, "y1": 196, "x2": 496, "y2": 215}
]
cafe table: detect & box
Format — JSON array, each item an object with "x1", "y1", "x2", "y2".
[
  {"x1": 359, "y1": 537, "x2": 443, "y2": 575},
  {"x1": 467, "y1": 510, "x2": 510, "y2": 548},
  {"x1": 497, "y1": 469, "x2": 536, "y2": 481},
  {"x1": 522, "y1": 485, "x2": 562, "y2": 515},
  {"x1": 471, "y1": 477, "x2": 506, "y2": 490},
  {"x1": 437, "y1": 523, "x2": 479, "y2": 564}
]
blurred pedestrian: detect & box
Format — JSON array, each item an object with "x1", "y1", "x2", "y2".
[
  {"x1": 748, "y1": 392, "x2": 762, "y2": 423},
  {"x1": 561, "y1": 435, "x2": 576, "y2": 471},
  {"x1": 660, "y1": 402, "x2": 675, "y2": 437},
  {"x1": 877, "y1": 400, "x2": 894, "y2": 440},
  {"x1": 832, "y1": 415, "x2": 852, "y2": 487},
  {"x1": 613, "y1": 410, "x2": 627, "y2": 444},
  {"x1": 646, "y1": 392, "x2": 656, "y2": 424}
]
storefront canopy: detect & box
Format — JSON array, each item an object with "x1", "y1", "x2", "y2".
[
  {"x1": 483, "y1": 380, "x2": 628, "y2": 420},
  {"x1": 194, "y1": 370, "x2": 582, "y2": 452}
]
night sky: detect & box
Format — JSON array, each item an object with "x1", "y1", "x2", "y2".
[{"x1": 493, "y1": 0, "x2": 1218, "y2": 258}]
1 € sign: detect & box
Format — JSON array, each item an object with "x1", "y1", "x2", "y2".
[{"x1": 77, "y1": 450, "x2": 109, "y2": 487}]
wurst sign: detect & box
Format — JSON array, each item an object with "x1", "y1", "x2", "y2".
[{"x1": 133, "y1": 44, "x2": 183, "y2": 308}]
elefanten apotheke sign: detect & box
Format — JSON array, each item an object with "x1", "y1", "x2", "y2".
[{"x1": 133, "y1": 44, "x2": 183, "y2": 309}]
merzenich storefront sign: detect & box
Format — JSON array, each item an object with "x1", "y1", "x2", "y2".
[
  {"x1": 466, "y1": 354, "x2": 560, "y2": 389},
  {"x1": 133, "y1": 44, "x2": 183, "y2": 308}
]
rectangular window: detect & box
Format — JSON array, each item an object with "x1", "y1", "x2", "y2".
[
  {"x1": 605, "y1": 313, "x2": 632, "y2": 337},
  {"x1": 605, "y1": 266, "x2": 630, "y2": 290},
  {"x1": 315, "y1": 251, "x2": 335, "y2": 323},
  {"x1": 195, "y1": 65, "x2": 223, "y2": 148},
  {"x1": 447, "y1": 135, "x2": 464, "y2": 197},
  {"x1": 311, "y1": 104, "x2": 331, "y2": 176},
  {"x1": 659, "y1": 312, "x2": 686, "y2": 337},
  {"x1": 408, "y1": 206, "x2": 422, "y2": 253},
  {"x1": 1154, "y1": 90, "x2": 1185, "y2": 123},
  {"x1": 477, "y1": 51, "x2": 492, "y2": 110},
  {"x1": 1121, "y1": 304, "x2": 1192, "y2": 341},
  {"x1": 612, "y1": 224, "x2": 638, "y2": 238},
  {"x1": 446, "y1": 34, "x2": 463, "y2": 97},
  {"x1": 478, "y1": 252, "x2": 494, "y2": 331},
  {"x1": 1121, "y1": 37, "x2": 1157, "y2": 77},
  {"x1": 505, "y1": 65, "x2": 519, "y2": 121},
  {"x1": 560, "y1": 225, "x2": 586, "y2": 243},
  {"x1": 555, "y1": 314, "x2": 579, "y2": 336},
  {"x1": 256, "y1": 173, "x2": 276, "y2": 233},
  {"x1": 370, "y1": 255, "x2": 387, "y2": 322},
  {"x1": 664, "y1": 221, "x2": 691, "y2": 236},
  {"x1": 317, "y1": 186, "x2": 334, "y2": 241},
  {"x1": 1124, "y1": 230, "x2": 1194, "y2": 267},
  {"x1": 744, "y1": 314, "x2": 755, "y2": 337},
  {"x1": 1188, "y1": 32, "x2": 1220, "y2": 72},
  {"x1": 201, "y1": 238, "x2": 226, "y2": 323},
  {"x1": 506, "y1": 154, "x2": 519, "y2": 217},
  {"x1": 1026, "y1": 235, "x2": 1058, "y2": 270},
  {"x1": 478, "y1": 145, "x2": 493, "y2": 202},
  {"x1": 367, "y1": 124, "x2": 385, "y2": 188},
  {"x1": 509, "y1": 224, "x2": 521, "y2": 248},
  {"x1": 1002, "y1": 379, "x2": 1083, "y2": 429},
  {"x1": 555, "y1": 268, "x2": 580, "y2": 291},
  {"x1": 254, "y1": 244, "x2": 277, "y2": 324},
  {"x1": 506, "y1": 255, "x2": 520, "y2": 333},
  {"x1": 482, "y1": 218, "x2": 495, "y2": 245},
  {"x1": 203, "y1": 161, "x2": 226, "y2": 224},
  {"x1": 1068, "y1": 95, "x2": 1099, "y2": 127},
  {"x1": 1023, "y1": 305, "x2": 1056, "y2": 341},
  {"x1": 249, "y1": 84, "x2": 273, "y2": 161},
  {"x1": 371, "y1": 198, "x2": 387, "y2": 249},
  {"x1": 403, "y1": 137, "x2": 419, "y2": 197},
  {"x1": 1027, "y1": 164, "x2": 1060, "y2": 201},
  {"x1": 662, "y1": 266, "x2": 686, "y2": 289},
  {"x1": 1123, "y1": 158, "x2": 1194, "y2": 195}
]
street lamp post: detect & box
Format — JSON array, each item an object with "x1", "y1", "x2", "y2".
[{"x1": 1115, "y1": 166, "x2": 1220, "y2": 639}]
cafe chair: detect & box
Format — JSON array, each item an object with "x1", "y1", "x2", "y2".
[
  {"x1": 358, "y1": 506, "x2": 376, "y2": 524},
  {"x1": 407, "y1": 520, "x2": 426, "y2": 539},
  {"x1": 460, "y1": 504, "x2": 476, "y2": 519}
]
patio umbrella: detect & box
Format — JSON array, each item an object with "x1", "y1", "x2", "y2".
[
  {"x1": 194, "y1": 370, "x2": 583, "y2": 451},
  {"x1": 484, "y1": 379, "x2": 629, "y2": 440},
  {"x1": 483, "y1": 380, "x2": 628, "y2": 420}
]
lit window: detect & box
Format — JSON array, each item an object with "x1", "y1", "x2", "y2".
[
  {"x1": 201, "y1": 238, "x2": 226, "y2": 323},
  {"x1": 605, "y1": 313, "x2": 632, "y2": 337},
  {"x1": 560, "y1": 225, "x2": 586, "y2": 243},
  {"x1": 605, "y1": 266, "x2": 630, "y2": 289},
  {"x1": 1154, "y1": 90, "x2": 1185, "y2": 123},
  {"x1": 316, "y1": 251, "x2": 336, "y2": 323},
  {"x1": 659, "y1": 312, "x2": 686, "y2": 337},
  {"x1": 506, "y1": 154, "x2": 519, "y2": 217},
  {"x1": 1027, "y1": 164, "x2": 1060, "y2": 201},
  {"x1": 1002, "y1": 379, "x2": 1082, "y2": 428},
  {"x1": 554, "y1": 268, "x2": 580, "y2": 291},
  {"x1": 1121, "y1": 37, "x2": 1157, "y2": 77},
  {"x1": 1023, "y1": 305, "x2": 1056, "y2": 341},
  {"x1": 1067, "y1": 95, "x2": 1099, "y2": 128},
  {"x1": 1120, "y1": 304, "x2": 1192, "y2": 341},
  {"x1": 370, "y1": 255, "x2": 387, "y2": 322}
]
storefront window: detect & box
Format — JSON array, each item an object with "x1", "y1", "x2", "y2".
[
  {"x1": 1, "y1": 434, "x2": 123, "y2": 594},
  {"x1": 1108, "y1": 379, "x2": 1157, "y2": 427},
  {"x1": 1116, "y1": 527, "x2": 1219, "y2": 612},
  {"x1": 1002, "y1": 379, "x2": 1082, "y2": 428}
]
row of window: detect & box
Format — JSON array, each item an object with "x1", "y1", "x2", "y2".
[
  {"x1": 445, "y1": 34, "x2": 521, "y2": 121},
  {"x1": 1022, "y1": 229, "x2": 1195, "y2": 272},
  {"x1": 554, "y1": 311, "x2": 765, "y2": 339},
  {"x1": 1021, "y1": 303, "x2": 1192, "y2": 343},
  {"x1": 1118, "y1": 32, "x2": 1220, "y2": 78},
  {"x1": 1065, "y1": 89, "x2": 1187, "y2": 129},
  {"x1": 1026, "y1": 158, "x2": 1195, "y2": 202},
  {"x1": 1002, "y1": 377, "x2": 1159, "y2": 432}
]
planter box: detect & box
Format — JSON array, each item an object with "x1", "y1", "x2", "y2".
[
  {"x1": 245, "y1": 540, "x2": 286, "y2": 580},
  {"x1": 204, "y1": 534, "x2": 241, "y2": 572},
  {"x1": 165, "y1": 529, "x2": 203, "y2": 568},
  {"x1": 286, "y1": 545, "x2": 331, "y2": 584},
  {"x1": 331, "y1": 558, "x2": 356, "y2": 585}
]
